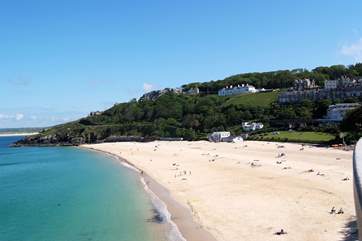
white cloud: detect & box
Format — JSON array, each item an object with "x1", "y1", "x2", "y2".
[
  {"x1": 15, "y1": 113, "x2": 24, "y2": 121},
  {"x1": 341, "y1": 38, "x2": 362, "y2": 62}
]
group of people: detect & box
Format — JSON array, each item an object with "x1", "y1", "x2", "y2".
[{"x1": 330, "y1": 207, "x2": 344, "y2": 215}]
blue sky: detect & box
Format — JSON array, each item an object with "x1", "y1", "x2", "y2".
[{"x1": 1, "y1": 0, "x2": 362, "y2": 128}]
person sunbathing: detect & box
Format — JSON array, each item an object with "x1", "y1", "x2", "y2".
[
  {"x1": 337, "y1": 208, "x2": 344, "y2": 214},
  {"x1": 275, "y1": 229, "x2": 287, "y2": 235}
]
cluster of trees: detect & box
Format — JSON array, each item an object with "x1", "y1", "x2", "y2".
[
  {"x1": 341, "y1": 106, "x2": 362, "y2": 143},
  {"x1": 182, "y1": 64, "x2": 362, "y2": 93},
  {"x1": 47, "y1": 93, "x2": 346, "y2": 142},
  {"x1": 38, "y1": 63, "x2": 362, "y2": 144}
]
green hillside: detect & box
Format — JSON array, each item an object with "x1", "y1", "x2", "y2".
[
  {"x1": 223, "y1": 91, "x2": 279, "y2": 108},
  {"x1": 250, "y1": 131, "x2": 335, "y2": 144}
]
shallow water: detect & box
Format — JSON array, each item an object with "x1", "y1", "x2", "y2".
[{"x1": 0, "y1": 136, "x2": 165, "y2": 241}]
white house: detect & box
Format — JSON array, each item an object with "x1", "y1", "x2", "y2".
[
  {"x1": 90, "y1": 111, "x2": 102, "y2": 116},
  {"x1": 325, "y1": 103, "x2": 360, "y2": 121},
  {"x1": 242, "y1": 122, "x2": 264, "y2": 132},
  {"x1": 218, "y1": 84, "x2": 258, "y2": 97},
  {"x1": 208, "y1": 132, "x2": 230, "y2": 142}
]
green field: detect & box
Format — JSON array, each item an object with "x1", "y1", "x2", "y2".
[
  {"x1": 250, "y1": 131, "x2": 335, "y2": 144},
  {"x1": 223, "y1": 91, "x2": 279, "y2": 108}
]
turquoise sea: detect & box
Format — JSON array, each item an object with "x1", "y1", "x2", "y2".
[{"x1": 0, "y1": 136, "x2": 166, "y2": 241}]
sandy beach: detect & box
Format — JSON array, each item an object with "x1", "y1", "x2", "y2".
[{"x1": 83, "y1": 141, "x2": 355, "y2": 241}]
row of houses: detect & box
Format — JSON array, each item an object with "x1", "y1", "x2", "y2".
[
  {"x1": 278, "y1": 86, "x2": 362, "y2": 103},
  {"x1": 324, "y1": 76, "x2": 359, "y2": 90},
  {"x1": 190, "y1": 77, "x2": 360, "y2": 98},
  {"x1": 279, "y1": 77, "x2": 362, "y2": 104},
  {"x1": 141, "y1": 76, "x2": 362, "y2": 102},
  {"x1": 140, "y1": 84, "x2": 260, "y2": 100}
]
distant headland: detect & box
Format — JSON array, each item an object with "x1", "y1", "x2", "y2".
[{"x1": 0, "y1": 128, "x2": 43, "y2": 137}]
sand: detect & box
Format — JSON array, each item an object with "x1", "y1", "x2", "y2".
[{"x1": 83, "y1": 141, "x2": 355, "y2": 241}]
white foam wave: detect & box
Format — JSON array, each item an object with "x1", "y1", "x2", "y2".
[{"x1": 140, "y1": 177, "x2": 187, "y2": 241}]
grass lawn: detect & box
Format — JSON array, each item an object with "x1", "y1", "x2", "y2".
[
  {"x1": 223, "y1": 91, "x2": 279, "y2": 108},
  {"x1": 251, "y1": 131, "x2": 335, "y2": 144}
]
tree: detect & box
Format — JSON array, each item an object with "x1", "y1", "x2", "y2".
[
  {"x1": 341, "y1": 106, "x2": 362, "y2": 132},
  {"x1": 314, "y1": 99, "x2": 332, "y2": 118}
]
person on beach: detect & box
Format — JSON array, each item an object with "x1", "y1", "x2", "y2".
[
  {"x1": 337, "y1": 208, "x2": 344, "y2": 214},
  {"x1": 316, "y1": 172, "x2": 325, "y2": 176},
  {"x1": 275, "y1": 229, "x2": 287, "y2": 235},
  {"x1": 330, "y1": 207, "x2": 336, "y2": 214}
]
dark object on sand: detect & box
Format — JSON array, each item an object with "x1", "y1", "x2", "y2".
[
  {"x1": 275, "y1": 229, "x2": 287, "y2": 235},
  {"x1": 316, "y1": 172, "x2": 325, "y2": 176},
  {"x1": 330, "y1": 206, "x2": 336, "y2": 214},
  {"x1": 250, "y1": 162, "x2": 261, "y2": 167},
  {"x1": 337, "y1": 208, "x2": 344, "y2": 214}
]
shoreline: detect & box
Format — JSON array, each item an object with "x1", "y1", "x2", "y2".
[
  {"x1": 83, "y1": 146, "x2": 217, "y2": 241},
  {"x1": 0, "y1": 132, "x2": 38, "y2": 137}
]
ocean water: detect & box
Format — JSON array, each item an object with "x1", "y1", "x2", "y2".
[{"x1": 0, "y1": 136, "x2": 166, "y2": 241}]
